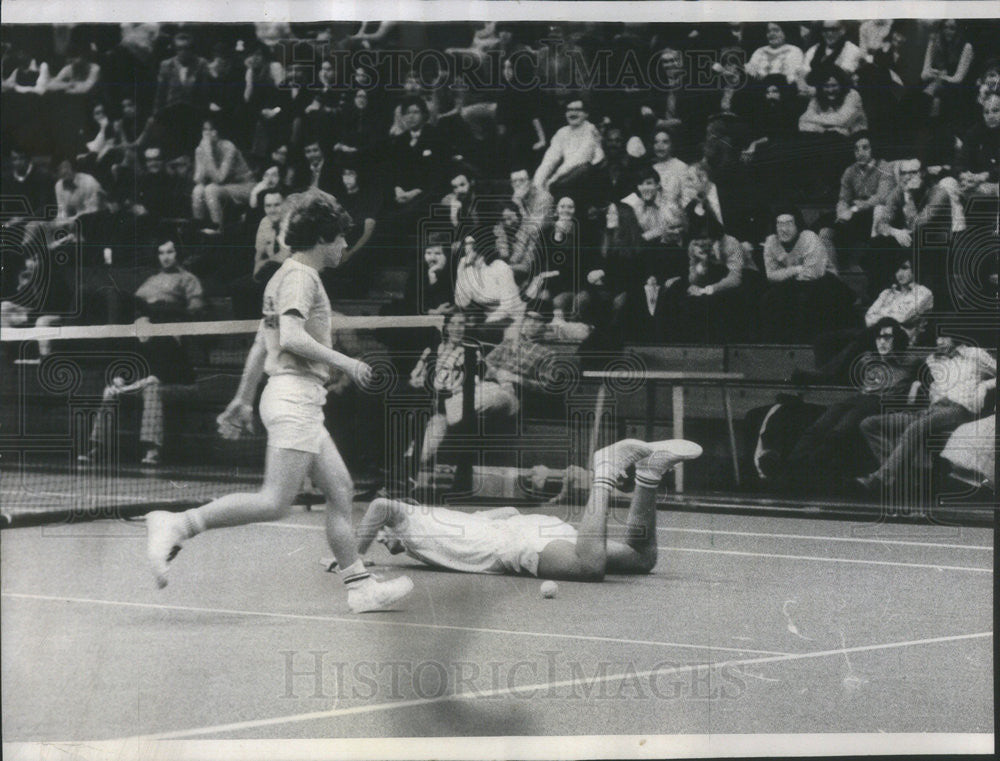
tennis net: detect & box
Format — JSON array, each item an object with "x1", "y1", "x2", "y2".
[{"x1": 1, "y1": 315, "x2": 454, "y2": 526}]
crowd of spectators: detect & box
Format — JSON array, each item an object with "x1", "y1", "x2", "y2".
[
  {"x1": 2, "y1": 19, "x2": 996, "y2": 354},
  {"x1": 1, "y1": 19, "x2": 995, "y2": 494},
  {"x1": 3, "y1": 20, "x2": 998, "y2": 346}
]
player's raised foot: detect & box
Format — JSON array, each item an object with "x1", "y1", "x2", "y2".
[
  {"x1": 347, "y1": 575, "x2": 414, "y2": 613},
  {"x1": 635, "y1": 439, "x2": 704, "y2": 486},
  {"x1": 145, "y1": 510, "x2": 186, "y2": 588},
  {"x1": 592, "y1": 439, "x2": 652, "y2": 486}
]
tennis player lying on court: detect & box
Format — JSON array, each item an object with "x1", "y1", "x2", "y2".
[
  {"x1": 145, "y1": 189, "x2": 413, "y2": 612},
  {"x1": 325, "y1": 438, "x2": 702, "y2": 581}
]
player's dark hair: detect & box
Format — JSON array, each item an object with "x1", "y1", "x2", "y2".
[{"x1": 282, "y1": 189, "x2": 353, "y2": 251}]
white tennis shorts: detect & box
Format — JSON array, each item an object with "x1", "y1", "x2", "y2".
[
  {"x1": 496, "y1": 513, "x2": 579, "y2": 577},
  {"x1": 259, "y1": 374, "x2": 329, "y2": 454}
]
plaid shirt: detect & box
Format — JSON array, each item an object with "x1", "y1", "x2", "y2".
[
  {"x1": 484, "y1": 337, "x2": 555, "y2": 391},
  {"x1": 837, "y1": 160, "x2": 894, "y2": 216}
]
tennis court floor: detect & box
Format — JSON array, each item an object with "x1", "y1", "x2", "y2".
[{"x1": 1, "y1": 490, "x2": 992, "y2": 745}]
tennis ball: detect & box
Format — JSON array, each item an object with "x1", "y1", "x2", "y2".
[{"x1": 540, "y1": 580, "x2": 558, "y2": 598}]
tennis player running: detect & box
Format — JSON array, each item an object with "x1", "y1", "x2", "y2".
[
  {"x1": 145, "y1": 189, "x2": 414, "y2": 612},
  {"x1": 323, "y1": 438, "x2": 702, "y2": 580}
]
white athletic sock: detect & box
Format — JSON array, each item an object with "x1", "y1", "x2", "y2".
[
  {"x1": 339, "y1": 559, "x2": 373, "y2": 587},
  {"x1": 182, "y1": 509, "x2": 206, "y2": 538}
]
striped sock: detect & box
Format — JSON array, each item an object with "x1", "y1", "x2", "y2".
[
  {"x1": 339, "y1": 559, "x2": 372, "y2": 587},
  {"x1": 635, "y1": 473, "x2": 661, "y2": 490},
  {"x1": 592, "y1": 476, "x2": 617, "y2": 493}
]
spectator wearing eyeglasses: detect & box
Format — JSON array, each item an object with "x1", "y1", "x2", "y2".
[
  {"x1": 783, "y1": 317, "x2": 917, "y2": 493},
  {"x1": 867, "y1": 158, "x2": 959, "y2": 304},
  {"x1": 798, "y1": 21, "x2": 863, "y2": 97}
]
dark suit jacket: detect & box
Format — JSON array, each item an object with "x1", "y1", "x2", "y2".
[
  {"x1": 387, "y1": 125, "x2": 445, "y2": 195},
  {"x1": 623, "y1": 283, "x2": 672, "y2": 344}
]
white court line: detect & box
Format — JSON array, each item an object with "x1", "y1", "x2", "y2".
[
  {"x1": 655, "y1": 526, "x2": 993, "y2": 552},
  {"x1": 258, "y1": 522, "x2": 992, "y2": 572},
  {"x1": 107, "y1": 630, "x2": 993, "y2": 742},
  {"x1": 656, "y1": 546, "x2": 992, "y2": 573},
  {"x1": 0, "y1": 592, "x2": 789, "y2": 657}
]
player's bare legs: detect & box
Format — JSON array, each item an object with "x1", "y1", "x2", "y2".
[
  {"x1": 147, "y1": 437, "x2": 412, "y2": 610},
  {"x1": 538, "y1": 439, "x2": 702, "y2": 580},
  {"x1": 147, "y1": 446, "x2": 314, "y2": 586},
  {"x1": 309, "y1": 434, "x2": 361, "y2": 570},
  {"x1": 537, "y1": 439, "x2": 652, "y2": 581},
  {"x1": 605, "y1": 439, "x2": 703, "y2": 574}
]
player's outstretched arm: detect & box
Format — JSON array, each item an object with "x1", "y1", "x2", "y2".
[{"x1": 278, "y1": 312, "x2": 373, "y2": 387}]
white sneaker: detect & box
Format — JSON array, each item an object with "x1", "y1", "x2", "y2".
[
  {"x1": 635, "y1": 439, "x2": 703, "y2": 485},
  {"x1": 141, "y1": 448, "x2": 160, "y2": 465},
  {"x1": 347, "y1": 576, "x2": 414, "y2": 613},
  {"x1": 146, "y1": 511, "x2": 186, "y2": 588},
  {"x1": 592, "y1": 439, "x2": 652, "y2": 485}
]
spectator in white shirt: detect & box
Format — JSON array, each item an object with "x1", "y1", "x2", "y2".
[
  {"x1": 865, "y1": 255, "x2": 933, "y2": 342},
  {"x1": 54, "y1": 158, "x2": 105, "y2": 221},
  {"x1": 798, "y1": 64, "x2": 868, "y2": 136},
  {"x1": 796, "y1": 254, "x2": 933, "y2": 383},
  {"x1": 857, "y1": 333, "x2": 996, "y2": 497},
  {"x1": 649, "y1": 128, "x2": 687, "y2": 218},
  {"x1": 454, "y1": 234, "x2": 525, "y2": 336},
  {"x1": 746, "y1": 23, "x2": 805, "y2": 82},
  {"x1": 532, "y1": 97, "x2": 604, "y2": 210}
]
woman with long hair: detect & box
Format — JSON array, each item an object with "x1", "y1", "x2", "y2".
[
  {"x1": 783, "y1": 317, "x2": 917, "y2": 492},
  {"x1": 922, "y1": 19, "x2": 974, "y2": 119},
  {"x1": 921, "y1": 19, "x2": 976, "y2": 161},
  {"x1": 799, "y1": 64, "x2": 868, "y2": 136},
  {"x1": 332, "y1": 88, "x2": 380, "y2": 161}
]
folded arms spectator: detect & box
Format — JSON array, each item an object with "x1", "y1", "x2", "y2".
[{"x1": 191, "y1": 118, "x2": 255, "y2": 232}]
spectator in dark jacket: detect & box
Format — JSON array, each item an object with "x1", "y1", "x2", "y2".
[{"x1": 151, "y1": 31, "x2": 213, "y2": 154}]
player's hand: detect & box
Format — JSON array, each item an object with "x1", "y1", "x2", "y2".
[
  {"x1": 351, "y1": 360, "x2": 376, "y2": 390},
  {"x1": 217, "y1": 399, "x2": 254, "y2": 439}
]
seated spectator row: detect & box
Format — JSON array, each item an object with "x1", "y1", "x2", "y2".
[{"x1": 2, "y1": 19, "x2": 998, "y2": 353}]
